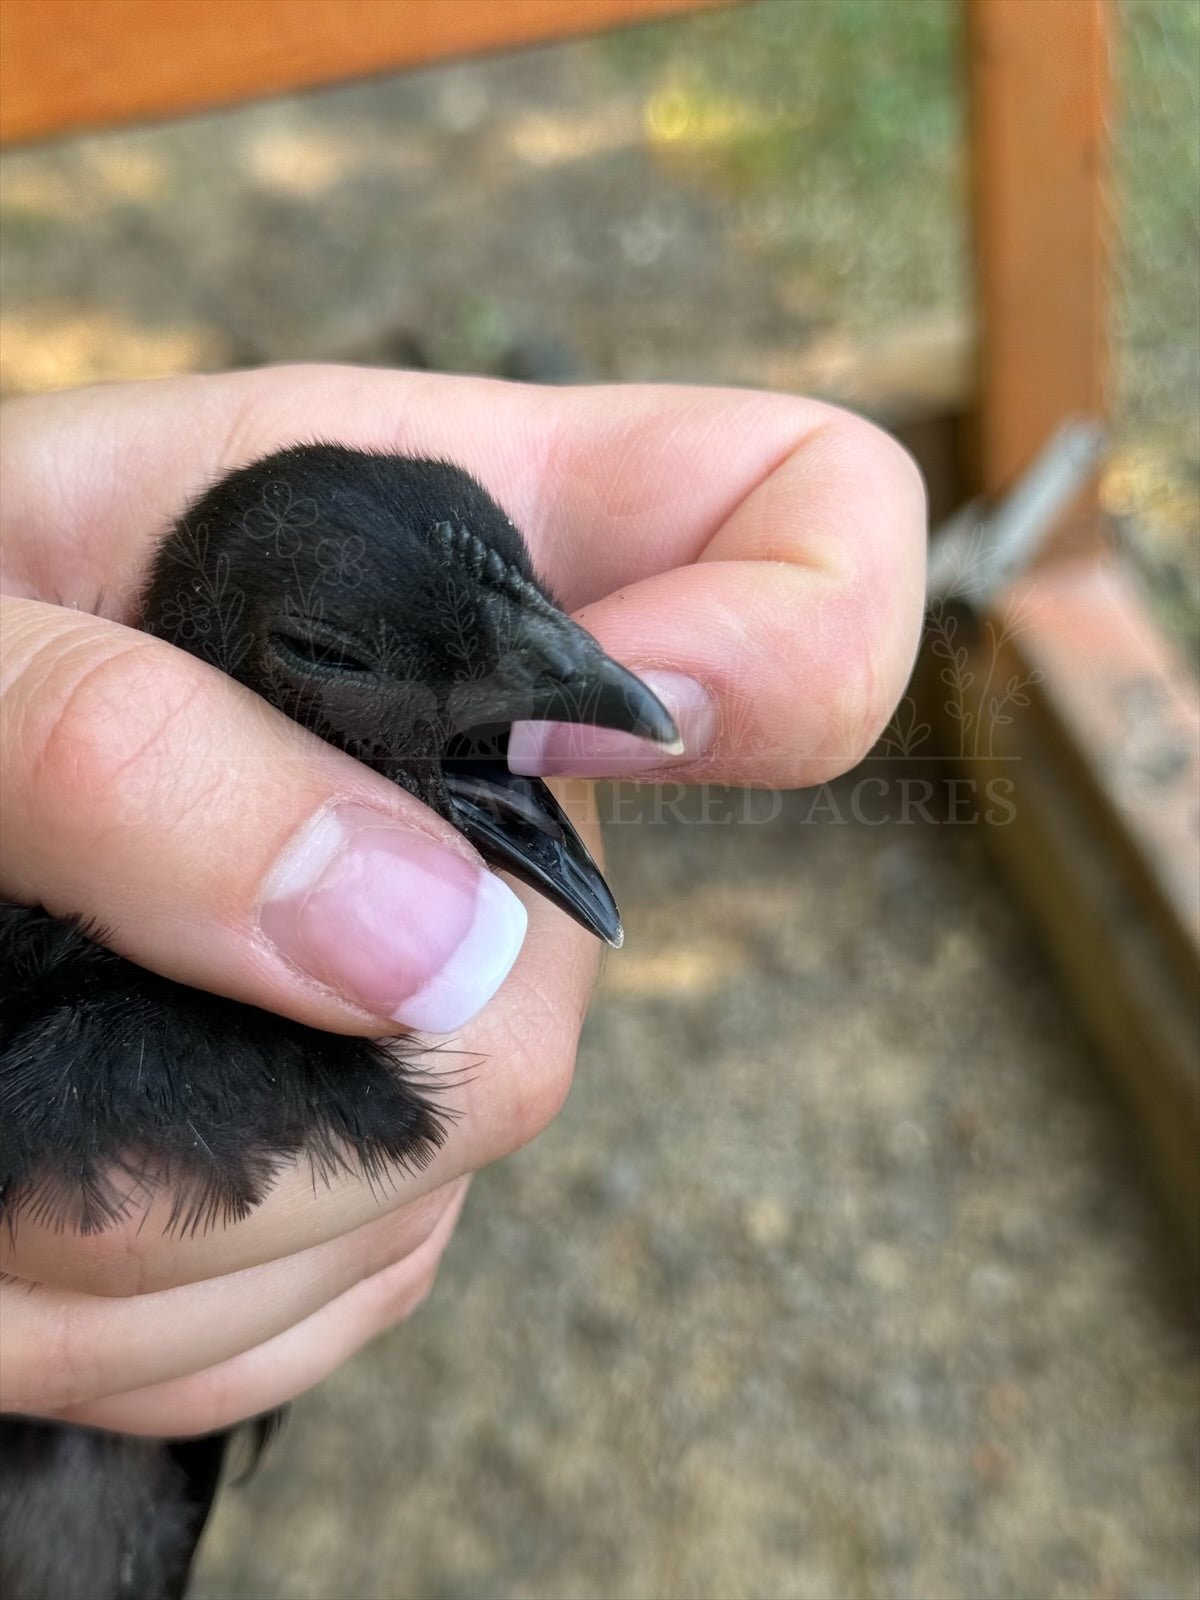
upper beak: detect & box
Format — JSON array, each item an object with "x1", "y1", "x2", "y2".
[
  {"x1": 441, "y1": 596, "x2": 681, "y2": 947},
  {"x1": 445, "y1": 597, "x2": 683, "y2": 754}
]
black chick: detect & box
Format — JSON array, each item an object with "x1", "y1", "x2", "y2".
[{"x1": 0, "y1": 445, "x2": 679, "y2": 1600}]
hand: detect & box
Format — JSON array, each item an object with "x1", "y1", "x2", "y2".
[{"x1": 0, "y1": 367, "x2": 925, "y2": 1434}]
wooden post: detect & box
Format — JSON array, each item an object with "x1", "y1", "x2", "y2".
[{"x1": 966, "y1": 0, "x2": 1111, "y2": 540}]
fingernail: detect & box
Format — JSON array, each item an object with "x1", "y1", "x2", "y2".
[
  {"x1": 260, "y1": 803, "x2": 527, "y2": 1031},
  {"x1": 507, "y1": 670, "x2": 717, "y2": 777}
]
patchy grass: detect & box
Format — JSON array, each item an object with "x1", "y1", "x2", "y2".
[
  {"x1": 1114, "y1": 0, "x2": 1200, "y2": 430},
  {"x1": 602, "y1": 0, "x2": 967, "y2": 327}
]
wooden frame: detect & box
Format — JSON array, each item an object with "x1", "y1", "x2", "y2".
[
  {"x1": 0, "y1": 0, "x2": 722, "y2": 146},
  {"x1": 954, "y1": 0, "x2": 1199, "y2": 1239},
  {"x1": 1, "y1": 0, "x2": 1196, "y2": 1235}
]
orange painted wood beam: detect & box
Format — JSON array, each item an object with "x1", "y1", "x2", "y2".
[
  {"x1": 948, "y1": 556, "x2": 1200, "y2": 1242},
  {"x1": 1004, "y1": 558, "x2": 1200, "y2": 979},
  {"x1": 966, "y1": 0, "x2": 1111, "y2": 521},
  {"x1": 0, "y1": 0, "x2": 724, "y2": 146}
]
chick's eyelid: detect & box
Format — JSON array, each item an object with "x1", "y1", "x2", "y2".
[{"x1": 267, "y1": 625, "x2": 377, "y2": 677}]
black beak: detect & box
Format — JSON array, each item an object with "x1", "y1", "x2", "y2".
[
  {"x1": 444, "y1": 761, "x2": 625, "y2": 947},
  {"x1": 445, "y1": 596, "x2": 682, "y2": 754},
  {"x1": 440, "y1": 599, "x2": 681, "y2": 947}
]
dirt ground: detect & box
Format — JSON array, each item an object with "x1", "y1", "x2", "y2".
[
  {"x1": 191, "y1": 779, "x2": 1199, "y2": 1600},
  {"x1": 1, "y1": 10, "x2": 1197, "y2": 1600}
]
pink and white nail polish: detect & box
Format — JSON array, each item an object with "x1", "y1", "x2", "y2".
[
  {"x1": 260, "y1": 803, "x2": 527, "y2": 1032},
  {"x1": 507, "y1": 669, "x2": 716, "y2": 777}
]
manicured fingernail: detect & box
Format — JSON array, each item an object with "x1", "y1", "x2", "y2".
[
  {"x1": 507, "y1": 670, "x2": 717, "y2": 777},
  {"x1": 260, "y1": 803, "x2": 527, "y2": 1031}
]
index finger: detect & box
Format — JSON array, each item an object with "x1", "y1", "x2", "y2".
[
  {"x1": 2, "y1": 368, "x2": 926, "y2": 784},
  {"x1": 2, "y1": 369, "x2": 907, "y2": 608}
]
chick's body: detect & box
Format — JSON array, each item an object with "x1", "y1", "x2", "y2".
[{"x1": 0, "y1": 445, "x2": 676, "y2": 1600}]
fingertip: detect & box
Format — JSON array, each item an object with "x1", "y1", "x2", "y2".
[{"x1": 507, "y1": 670, "x2": 718, "y2": 777}]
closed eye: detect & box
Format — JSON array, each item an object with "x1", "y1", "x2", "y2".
[{"x1": 268, "y1": 628, "x2": 375, "y2": 676}]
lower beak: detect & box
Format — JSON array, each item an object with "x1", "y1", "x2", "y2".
[
  {"x1": 439, "y1": 602, "x2": 679, "y2": 946},
  {"x1": 444, "y1": 758, "x2": 623, "y2": 947}
]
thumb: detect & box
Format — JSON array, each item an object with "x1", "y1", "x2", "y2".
[{"x1": 0, "y1": 597, "x2": 528, "y2": 1036}]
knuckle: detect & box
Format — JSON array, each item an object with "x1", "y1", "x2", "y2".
[
  {"x1": 821, "y1": 650, "x2": 888, "y2": 773},
  {"x1": 43, "y1": 1303, "x2": 106, "y2": 1410},
  {"x1": 2, "y1": 1290, "x2": 104, "y2": 1413},
  {"x1": 23, "y1": 638, "x2": 200, "y2": 804},
  {"x1": 0, "y1": 1206, "x2": 160, "y2": 1300},
  {"x1": 5, "y1": 631, "x2": 213, "y2": 857}
]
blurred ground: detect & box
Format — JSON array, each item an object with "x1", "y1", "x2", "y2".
[
  {"x1": 1, "y1": 3, "x2": 1197, "y2": 1598},
  {"x1": 192, "y1": 780, "x2": 1199, "y2": 1600}
]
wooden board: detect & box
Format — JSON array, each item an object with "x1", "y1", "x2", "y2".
[
  {"x1": 916, "y1": 554, "x2": 1200, "y2": 1246},
  {"x1": 0, "y1": 0, "x2": 723, "y2": 145}
]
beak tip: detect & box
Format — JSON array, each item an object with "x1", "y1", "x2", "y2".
[
  {"x1": 607, "y1": 922, "x2": 625, "y2": 950},
  {"x1": 657, "y1": 732, "x2": 686, "y2": 758}
]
